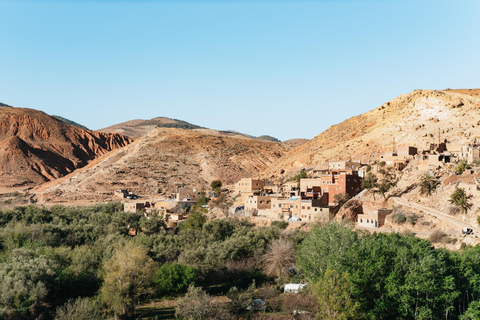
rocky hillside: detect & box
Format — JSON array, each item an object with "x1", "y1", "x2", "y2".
[
  {"x1": 0, "y1": 107, "x2": 132, "y2": 191},
  {"x1": 98, "y1": 117, "x2": 203, "y2": 139},
  {"x1": 32, "y1": 128, "x2": 286, "y2": 204},
  {"x1": 99, "y1": 117, "x2": 286, "y2": 143},
  {"x1": 264, "y1": 89, "x2": 480, "y2": 178}
]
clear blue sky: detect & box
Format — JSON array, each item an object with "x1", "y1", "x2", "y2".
[{"x1": 1, "y1": 0, "x2": 479, "y2": 141}]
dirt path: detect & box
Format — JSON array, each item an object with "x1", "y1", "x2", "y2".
[{"x1": 392, "y1": 197, "x2": 479, "y2": 234}]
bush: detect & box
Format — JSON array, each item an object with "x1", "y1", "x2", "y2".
[
  {"x1": 271, "y1": 220, "x2": 288, "y2": 229},
  {"x1": 407, "y1": 214, "x2": 418, "y2": 225},
  {"x1": 455, "y1": 159, "x2": 468, "y2": 175},
  {"x1": 55, "y1": 297, "x2": 103, "y2": 320},
  {"x1": 390, "y1": 213, "x2": 407, "y2": 224},
  {"x1": 153, "y1": 263, "x2": 197, "y2": 296},
  {"x1": 429, "y1": 230, "x2": 450, "y2": 243}
]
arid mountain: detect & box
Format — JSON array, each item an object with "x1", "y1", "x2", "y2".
[
  {"x1": 264, "y1": 89, "x2": 480, "y2": 178},
  {"x1": 99, "y1": 116, "x2": 285, "y2": 143},
  {"x1": 32, "y1": 128, "x2": 286, "y2": 204},
  {"x1": 0, "y1": 107, "x2": 132, "y2": 191},
  {"x1": 52, "y1": 115, "x2": 90, "y2": 130},
  {"x1": 98, "y1": 117, "x2": 203, "y2": 139}
]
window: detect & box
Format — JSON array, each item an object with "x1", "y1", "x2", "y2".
[
  {"x1": 307, "y1": 206, "x2": 310, "y2": 210},
  {"x1": 260, "y1": 201, "x2": 263, "y2": 204},
  {"x1": 302, "y1": 206, "x2": 305, "y2": 209}
]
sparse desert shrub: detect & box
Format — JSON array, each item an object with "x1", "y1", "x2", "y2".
[
  {"x1": 407, "y1": 213, "x2": 419, "y2": 225},
  {"x1": 448, "y1": 205, "x2": 461, "y2": 215},
  {"x1": 271, "y1": 220, "x2": 288, "y2": 229},
  {"x1": 390, "y1": 212, "x2": 407, "y2": 224},
  {"x1": 421, "y1": 221, "x2": 432, "y2": 227},
  {"x1": 429, "y1": 230, "x2": 450, "y2": 243}
]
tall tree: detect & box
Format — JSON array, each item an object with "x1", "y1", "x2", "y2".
[
  {"x1": 449, "y1": 187, "x2": 472, "y2": 214},
  {"x1": 100, "y1": 242, "x2": 156, "y2": 319}
]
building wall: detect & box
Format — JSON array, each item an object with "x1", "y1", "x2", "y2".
[
  {"x1": 245, "y1": 195, "x2": 273, "y2": 211},
  {"x1": 124, "y1": 202, "x2": 144, "y2": 213},
  {"x1": 235, "y1": 178, "x2": 264, "y2": 194},
  {"x1": 319, "y1": 172, "x2": 362, "y2": 205},
  {"x1": 300, "y1": 179, "x2": 323, "y2": 193},
  {"x1": 397, "y1": 146, "x2": 418, "y2": 157}
]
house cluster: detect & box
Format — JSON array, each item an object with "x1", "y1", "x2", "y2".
[
  {"x1": 235, "y1": 160, "x2": 364, "y2": 223},
  {"x1": 417, "y1": 142, "x2": 480, "y2": 170},
  {"x1": 123, "y1": 186, "x2": 202, "y2": 225}
]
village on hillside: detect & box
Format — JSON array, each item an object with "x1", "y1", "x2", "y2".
[{"x1": 121, "y1": 139, "x2": 480, "y2": 241}]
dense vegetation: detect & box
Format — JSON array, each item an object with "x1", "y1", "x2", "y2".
[
  {"x1": 1, "y1": 204, "x2": 480, "y2": 319},
  {"x1": 0, "y1": 203, "x2": 287, "y2": 319}
]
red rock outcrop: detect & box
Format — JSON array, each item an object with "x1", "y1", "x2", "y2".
[{"x1": 0, "y1": 106, "x2": 132, "y2": 189}]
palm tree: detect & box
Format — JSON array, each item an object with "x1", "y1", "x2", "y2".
[
  {"x1": 449, "y1": 187, "x2": 472, "y2": 214},
  {"x1": 419, "y1": 173, "x2": 439, "y2": 196}
]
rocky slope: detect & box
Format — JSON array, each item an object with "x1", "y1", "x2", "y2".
[
  {"x1": 264, "y1": 89, "x2": 480, "y2": 178},
  {"x1": 0, "y1": 106, "x2": 132, "y2": 191},
  {"x1": 32, "y1": 128, "x2": 286, "y2": 204}
]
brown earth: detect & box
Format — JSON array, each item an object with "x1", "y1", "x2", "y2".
[
  {"x1": 0, "y1": 106, "x2": 132, "y2": 191},
  {"x1": 98, "y1": 117, "x2": 180, "y2": 139},
  {"x1": 32, "y1": 128, "x2": 287, "y2": 205},
  {"x1": 264, "y1": 89, "x2": 480, "y2": 178}
]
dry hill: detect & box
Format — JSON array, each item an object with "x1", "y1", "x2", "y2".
[
  {"x1": 264, "y1": 89, "x2": 480, "y2": 178},
  {"x1": 0, "y1": 107, "x2": 132, "y2": 191},
  {"x1": 32, "y1": 128, "x2": 286, "y2": 204}
]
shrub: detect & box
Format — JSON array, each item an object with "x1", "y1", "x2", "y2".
[
  {"x1": 55, "y1": 297, "x2": 103, "y2": 320},
  {"x1": 407, "y1": 214, "x2": 418, "y2": 225},
  {"x1": 175, "y1": 286, "x2": 214, "y2": 319},
  {"x1": 271, "y1": 220, "x2": 288, "y2": 229},
  {"x1": 262, "y1": 238, "x2": 296, "y2": 279},
  {"x1": 429, "y1": 230, "x2": 450, "y2": 243},
  {"x1": 455, "y1": 159, "x2": 468, "y2": 175},
  {"x1": 153, "y1": 263, "x2": 197, "y2": 296},
  {"x1": 390, "y1": 213, "x2": 407, "y2": 224}
]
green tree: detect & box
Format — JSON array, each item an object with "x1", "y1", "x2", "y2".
[
  {"x1": 100, "y1": 242, "x2": 157, "y2": 319},
  {"x1": 419, "y1": 173, "x2": 439, "y2": 196},
  {"x1": 461, "y1": 301, "x2": 480, "y2": 320},
  {"x1": 361, "y1": 172, "x2": 378, "y2": 199},
  {"x1": 316, "y1": 269, "x2": 362, "y2": 320},
  {"x1": 0, "y1": 248, "x2": 56, "y2": 315},
  {"x1": 456, "y1": 159, "x2": 468, "y2": 175},
  {"x1": 180, "y1": 211, "x2": 206, "y2": 231},
  {"x1": 334, "y1": 193, "x2": 350, "y2": 207},
  {"x1": 375, "y1": 167, "x2": 398, "y2": 200},
  {"x1": 196, "y1": 192, "x2": 208, "y2": 206},
  {"x1": 210, "y1": 180, "x2": 222, "y2": 195},
  {"x1": 449, "y1": 187, "x2": 472, "y2": 214},
  {"x1": 293, "y1": 169, "x2": 308, "y2": 182},
  {"x1": 153, "y1": 263, "x2": 197, "y2": 296}
]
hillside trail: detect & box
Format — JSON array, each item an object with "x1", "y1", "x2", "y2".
[{"x1": 392, "y1": 197, "x2": 479, "y2": 234}]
